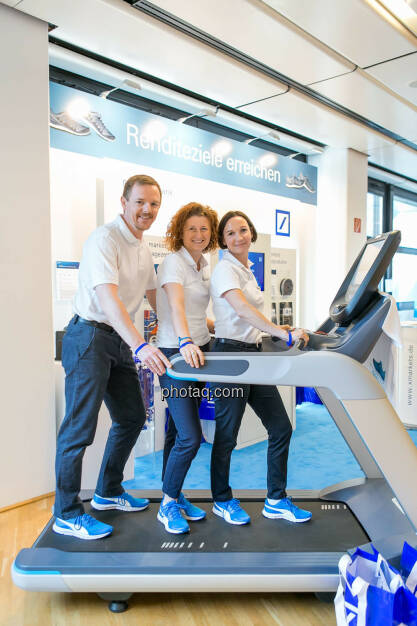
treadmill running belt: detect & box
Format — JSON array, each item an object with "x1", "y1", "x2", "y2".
[{"x1": 35, "y1": 500, "x2": 368, "y2": 553}]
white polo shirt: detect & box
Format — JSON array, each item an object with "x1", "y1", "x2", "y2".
[
  {"x1": 210, "y1": 250, "x2": 264, "y2": 344},
  {"x1": 73, "y1": 214, "x2": 156, "y2": 324},
  {"x1": 156, "y1": 247, "x2": 211, "y2": 348}
]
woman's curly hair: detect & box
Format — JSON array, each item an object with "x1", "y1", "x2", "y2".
[{"x1": 165, "y1": 202, "x2": 219, "y2": 252}]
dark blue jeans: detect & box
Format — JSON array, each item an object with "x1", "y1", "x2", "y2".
[
  {"x1": 159, "y1": 343, "x2": 209, "y2": 499},
  {"x1": 210, "y1": 340, "x2": 292, "y2": 502},
  {"x1": 55, "y1": 316, "x2": 146, "y2": 519}
]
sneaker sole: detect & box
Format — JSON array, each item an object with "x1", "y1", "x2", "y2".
[
  {"x1": 52, "y1": 522, "x2": 112, "y2": 540},
  {"x1": 181, "y1": 512, "x2": 206, "y2": 521},
  {"x1": 91, "y1": 501, "x2": 149, "y2": 512},
  {"x1": 262, "y1": 508, "x2": 311, "y2": 523},
  {"x1": 157, "y1": 512, "x2": 189, "y2": 534},
  {"x1": 181, "y1": 509, "x2": 206, "y2": 522},
  {"x1": 49, "y1": 123, "x2": 90, "y2": 136},
  {"x1": 212, "y1": 506, "x2": 250, "y2": 525}
]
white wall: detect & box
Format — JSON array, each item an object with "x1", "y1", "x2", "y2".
[
  {"x1": 309, "y1": 148, "x2": 368, "y2": 327},
  {"x1": 0, "y1": 6, "x2": 55, "y2": 507}
]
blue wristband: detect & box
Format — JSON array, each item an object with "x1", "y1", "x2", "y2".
[
  {"x1": 286, "y1": 331, "x2": 293, "y2": 347},
  {"x1": 179, "y1": 341, "x2": 193, "y2": 349},
  {"x1": 135, "y1": 342, "x2": 148, "y2": 355},
  {"x1": 178, "y1": 335, "x2": 192, "y2": 346}
]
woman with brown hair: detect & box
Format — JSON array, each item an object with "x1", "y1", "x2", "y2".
[
  {"x1": 156, "y1": 202, "x2": 218, "y2": 534},
  {"x1": 210, "y1": 210, "x2": 311, "y2": 526}
]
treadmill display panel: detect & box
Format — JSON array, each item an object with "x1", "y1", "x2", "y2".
[{"x1": 345, "y1": 239, "x2": 384, "y2": 303}]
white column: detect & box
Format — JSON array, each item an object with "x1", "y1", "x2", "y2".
[
  {"x1": 0, "y1": 5, "x2": 55, "y2": 507},
  {"x1": 309, "y1": 148, "x2": 368, "y2": 326}
]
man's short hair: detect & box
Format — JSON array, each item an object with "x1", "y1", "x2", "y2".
[{"x1": 122, "y1": 175, "x2": 162, "y2": 200}]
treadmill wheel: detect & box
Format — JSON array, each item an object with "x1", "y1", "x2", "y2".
[{"x1": 108, "y1": 600, "x2": 128, "y2": 613}]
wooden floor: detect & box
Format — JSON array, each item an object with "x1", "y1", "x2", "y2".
[{"x1": 1, "y1": 496, "x2": 336, "y2": 626}]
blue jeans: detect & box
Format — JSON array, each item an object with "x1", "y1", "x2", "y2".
[
  {"x1": 55, "y1": 316, "x2": 146, "y2": 519},
  {"x1": 210, "y1": 340, "x2": 292, "y2": 502},
  {"x1": 159, "y1": 343, "x2": 210, "y2": 498}
]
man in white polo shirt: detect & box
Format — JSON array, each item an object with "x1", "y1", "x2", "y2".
[{"x1": 53, "y1": 174, "x2": 170, "y2": 540}]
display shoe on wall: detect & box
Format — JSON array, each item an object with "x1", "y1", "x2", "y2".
[
  {"x1": 49, "y1": 110, "x2": 91, "y2": 136},
  {"x1": 285, "y1": 174, "x2": 303, "y2": 189},
  {"x1": 298, "y1": 173, "x2": 315, "y2": 193},
  {"x1": 82, "y1": 111, "x2": 116, "y2": 141}
]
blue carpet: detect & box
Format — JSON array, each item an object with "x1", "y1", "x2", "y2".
[{"x1": 124, "y1": 403, "x2": 417, "y2": 492}]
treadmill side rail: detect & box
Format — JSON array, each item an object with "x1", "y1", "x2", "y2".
[{"x1": 168, "y1": 351, "x2": 385, "y2": 401}]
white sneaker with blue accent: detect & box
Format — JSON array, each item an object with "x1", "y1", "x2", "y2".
[
  {"x1": 52, "y1": 513, "x2": 113, "y2": 540},
  {"x1": 262, "y1": 497, "x2": 312, "y2": 523},
  {"x1": 157, "y1": 501, "x2": 190, "y2": 534},
  {"x1": 91, "y1": 492, "x2": 149, "y2": 512},
  {"x1": 212, "y1": 498, "x2": 250, "y2": 525},
  {"x1": 177, "y1": 493, "x2": 206, "y2": 521}
]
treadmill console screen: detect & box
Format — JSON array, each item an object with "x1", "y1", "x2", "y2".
[
  {"x1": 328, "y1": 231, "x2": 400, "y2": 325},
  {"x1": 345, "y1": 240, "x2": 384, "y2": 303}
]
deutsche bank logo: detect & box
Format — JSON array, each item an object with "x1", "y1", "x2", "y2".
[{"x1": 276, "y1": 210, "x2": 290, "y2": 237}]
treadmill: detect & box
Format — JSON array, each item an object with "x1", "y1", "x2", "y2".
[{"x1": 12, "y1": 230, "x2": 417, "y2": 613}]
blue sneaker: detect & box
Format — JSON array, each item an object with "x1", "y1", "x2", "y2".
[
  {"x1": 177, "y1": 493, "x2": 206, "y2": 521},
  {"x1": 157, "y1": 500, "x2": 190, "y2": 534},
  {"x1": 262, "y1": 497, "x2": 312, "y2": 523},
  {"x1": 212, "y1": 499, "x2": 250, "y2": 525},
  {"x1": 52, "y1": 513, "x2": 113, "y2": 540},
  {"x1": 91, "y1": 492, "x2": 149, "y2": 512}
]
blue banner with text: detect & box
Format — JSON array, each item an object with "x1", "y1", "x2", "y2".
[{"x1": 49, "y1": 82, "x2": 317, "y2": 205}]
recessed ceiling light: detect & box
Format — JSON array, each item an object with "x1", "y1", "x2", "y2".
[{"x1": 409, "y1": 79, "x2": 417, "y2": 88}]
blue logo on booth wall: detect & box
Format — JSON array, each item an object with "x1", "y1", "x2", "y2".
[
  {"x1": 373, "y1": 359, "x2": 386, "y2": 381},
  {"x1": 276, "y1": 210, "x2": 290, "y2": 237},
  {"x1": 49, "y1": 83, "x2": 317, "y2": 205}
]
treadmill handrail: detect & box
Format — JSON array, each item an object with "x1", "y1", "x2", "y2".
[{"x1": 167, "y1": 351, "x2": 385, "y2": 401}]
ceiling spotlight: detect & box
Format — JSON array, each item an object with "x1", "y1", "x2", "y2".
[
  {"x1": 99, "y1": 87, "x2": 119, "y2": 99},
  {"x1": 99, "y1": 79, "x2": 142, "y2": 99},
  {"x1": 244, "y1": 129, "x2": 281, "y2": 145},
  {"x1": 123, "y1": 79, "x2": 142, "y2": 91},
  {"x1": 178, "y1": 105, "x2": 218, "y2": 124}
]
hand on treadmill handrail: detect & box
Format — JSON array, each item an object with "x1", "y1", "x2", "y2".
[
  {"x1": 291, "y1": 328, "x2": 310, "y2": 346},
  {"x1": 180, "y1": 342, "x2": 205, "y2": 368}
]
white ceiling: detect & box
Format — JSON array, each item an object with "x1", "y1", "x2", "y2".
[{"x1": 8, "y1": 0, "x2": 417, "y2": 179}]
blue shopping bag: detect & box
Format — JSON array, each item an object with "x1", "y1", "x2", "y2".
[
  {"x1": 335, "y1": 545, "x2": 417, "y2": 625},
  {"x1": 402, "y1": 542, "x2": 417, "y2": 596}
]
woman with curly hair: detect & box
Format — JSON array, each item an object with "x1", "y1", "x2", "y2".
[{"x1": 156, "y1": 202, "x2": 218, "y2": 534}]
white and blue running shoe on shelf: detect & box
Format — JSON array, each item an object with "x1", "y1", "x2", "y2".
[
  {"x1": 91, "y1": 492, "x2": 149, "y2": 512},
  {"x1": 262, "y1": 497, "x2": 312, "y2": 523},
  {"x1": 177, "y1": 493, "x2": 206, "y2": 521},
  {"x1": 157, "y1": 500, "x2": 190, "y2": 534},
  {"x1": 212, "y1": 498, "x2": 250, "y2": 525},
  {"x1": 52, "y1": 513, "x2": 113, "y2": 540}
]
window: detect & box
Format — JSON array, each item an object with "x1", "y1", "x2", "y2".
[
  {"x1": 367, "y1": 179, "x2": 386, "y2": 238},
  {"x1": 391, "y1": 189, "x2": 417, "y2": 319},
  {"x1": 393, "y1": 193, "x2": 417, "y2": 249},
  {"x1": 366, "y1": 192, "x2": 383, "y2": 238},
  {"x1": 367, "y1": 178, "x2": 417, "y2": 319}
]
